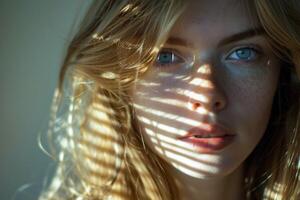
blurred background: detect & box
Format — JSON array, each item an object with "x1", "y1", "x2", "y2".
[{"x1": 0, "y1": 0, "x2": 91, "y2": 199}]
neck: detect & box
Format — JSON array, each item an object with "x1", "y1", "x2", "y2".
[{"x1": 172, "y1": 164, "x2": 246, "y2": 200}]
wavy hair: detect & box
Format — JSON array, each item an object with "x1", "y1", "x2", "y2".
[
  {"x1": 243, "y1": 1, "x2": 300, "y2": 199},
  {"x1": 38, "y1": 0, "x2": 300, "y2": 199},
  {"x1": 39, "y1": 0, "x2": 185, "y2": 199}
]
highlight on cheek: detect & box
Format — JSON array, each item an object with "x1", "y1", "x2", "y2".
[{"x1": 134, "y1": 103, "x2": 211, "y2": 128}]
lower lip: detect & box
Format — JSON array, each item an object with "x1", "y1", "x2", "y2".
[{"x1": 180, "y1": 135, "x2": 235, "y2": 153}]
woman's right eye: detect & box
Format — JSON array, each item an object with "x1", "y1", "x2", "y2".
[{"x1": 155, "y1": 49, "x2": 184, "y2": 67}]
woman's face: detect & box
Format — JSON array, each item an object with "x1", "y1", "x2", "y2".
[{"x1": 131, "y1": 0, "x2": 280, "y2": 178}]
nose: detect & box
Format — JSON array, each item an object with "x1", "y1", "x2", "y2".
[{"x1": 187, "y1": 64, "x2": 227, "y2": 113}]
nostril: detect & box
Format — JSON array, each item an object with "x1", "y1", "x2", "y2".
[
  {"x1": 193, "y1": 102, "x2": 201, "y2": 109},
  {"x1": 215, "y1": 102, "x2": 221, "y2": 108},
  {"x1": 189, "y1": 99, "x2": 225, "y2": 111}
]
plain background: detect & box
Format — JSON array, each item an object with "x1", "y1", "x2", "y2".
[{"x1": 0, "y1": 0, "x2": 92, "y2": 199}]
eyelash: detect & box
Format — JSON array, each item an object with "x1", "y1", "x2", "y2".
[{"x1": 154, "y1": 46, "x2": 263, "y2": 68}]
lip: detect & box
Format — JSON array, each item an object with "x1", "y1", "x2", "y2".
[{"x1": 177, "y1": 123, "x2": 236, "y2": 153}]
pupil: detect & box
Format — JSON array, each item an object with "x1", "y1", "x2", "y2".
[
  {"x1": 158, "y1": 52, "x2": 173, "y2": 63},
  {"x1": 237, "y1": 49, "x2": 251, "y2": 59}
]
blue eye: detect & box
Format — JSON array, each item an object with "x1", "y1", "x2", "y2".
[
  {"x1": 157, "y1": 51, "x2": 174, "y2": 63},
  {"x1": 155, "y1": 50, "x2": 183, "y2": 67},
  {"x1": 226, "y1": 47, "x2": 259, "y2": 61}
]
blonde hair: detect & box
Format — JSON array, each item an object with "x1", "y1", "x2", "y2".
[
  {"x1": 38, "y1": 0, "x2": 300, "y2": 199},
  {"x1": 39, "y1": 0, "x2": 185, "y2": 199},
  {"x1": 243, "y1": 1, "x2": 300, "y2": 199}
]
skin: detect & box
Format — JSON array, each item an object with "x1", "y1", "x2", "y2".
[{"x1": 131, "y1": 0, "x2": 281, "y2": 199}]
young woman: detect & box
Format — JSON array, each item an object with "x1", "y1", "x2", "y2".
[{"x1": 38, "y1": 0, "x2": 300, "y2": 199}]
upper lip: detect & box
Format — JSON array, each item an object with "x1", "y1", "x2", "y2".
[{"x1": 177, "y1": 123, "x2": 235, "y2": 139}]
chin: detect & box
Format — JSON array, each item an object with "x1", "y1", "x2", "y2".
[
  {"x1": 173, "y1": 164, "x2": 233, "y2": 178},
  {"x1": 170, "y1": 158, "x2": 244, "y2": 180}
]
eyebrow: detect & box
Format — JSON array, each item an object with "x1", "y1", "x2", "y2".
[{"x1": 165, "y1": 27, "x2": 265, "y2": 48}]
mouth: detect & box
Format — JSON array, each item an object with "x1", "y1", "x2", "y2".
[
  {"x1": 177, "y1": 124, "x2": 235, "y2": 139},
  {"x1": 176, "y1": 124, "x2": 236, "y2": 153},
  {"x1": 192, "y1": 135, "x2": 229, "y2": 138}
]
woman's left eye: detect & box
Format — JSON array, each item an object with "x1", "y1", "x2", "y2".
[{"x1": 226, "y1": 47, "x2": 260, "y2": 62}]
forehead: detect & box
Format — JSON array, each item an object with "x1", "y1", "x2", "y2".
[
  {"x1": 168, "y1": 0, "x2": 259, "y2": 48},
  {"x1": 181, "y1": 0, "x2": 255, "y2": 22}
]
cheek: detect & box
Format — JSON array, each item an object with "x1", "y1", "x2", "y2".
[
  {"x1": 230, "y1": 63, "x2": 280, "y2": 122},
  {"x1": 131, "y1": 78, "x2": 188, "y2": 157},
  {"x1": 238, "y1": 80, "x2": 277, "y2": 115},
  {"x1": 231, "y1": 71, "x2": 280, "y2": 153}
]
